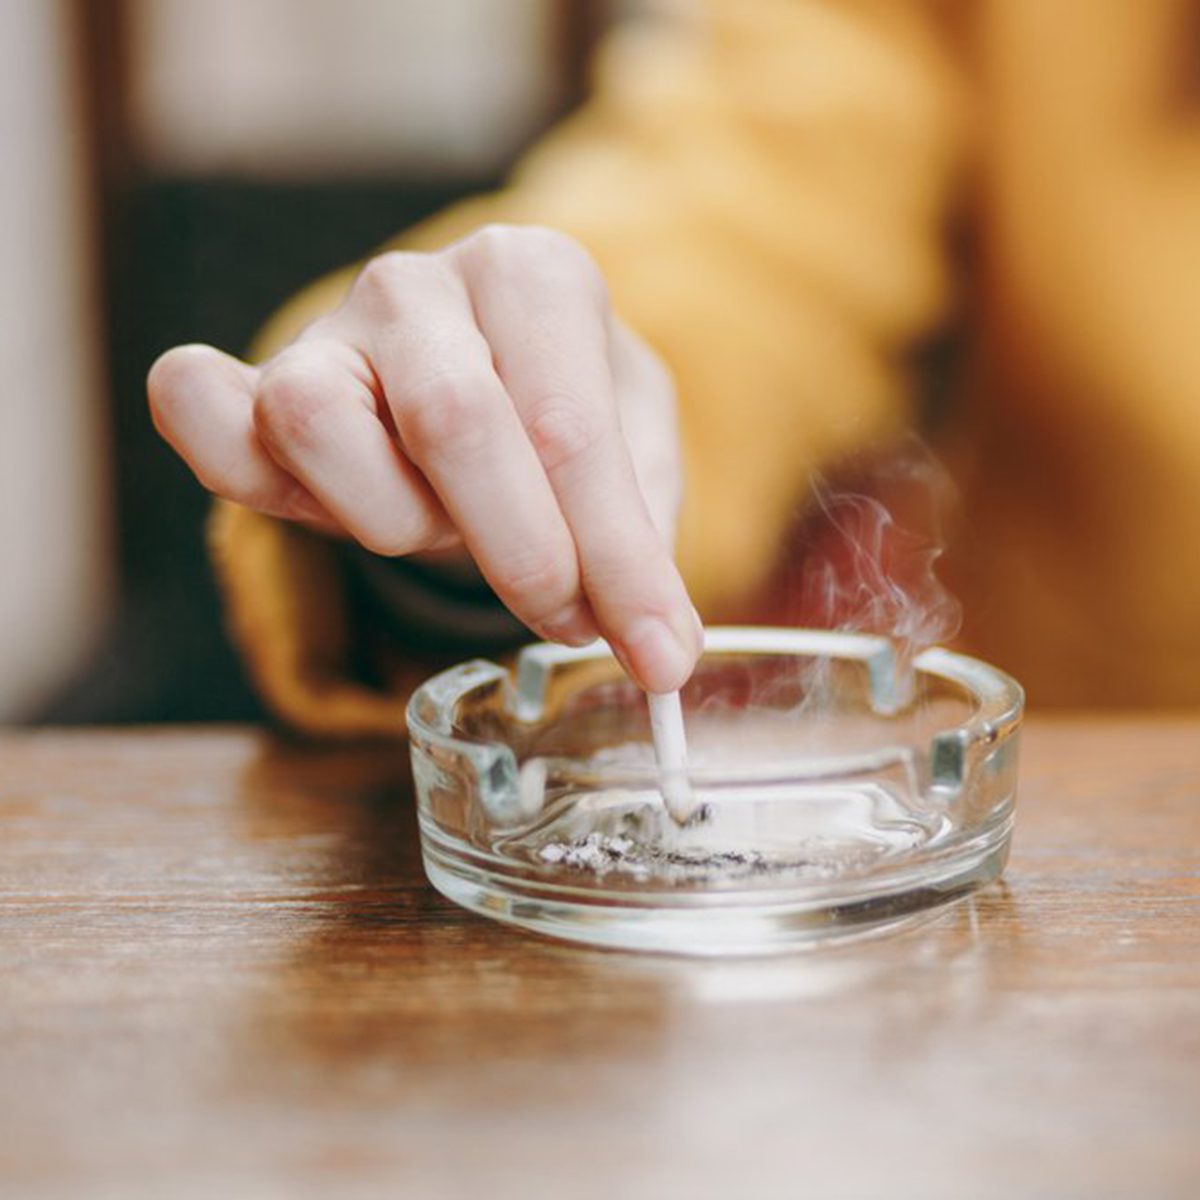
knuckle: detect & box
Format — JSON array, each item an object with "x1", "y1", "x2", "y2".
[
  {"x1": 396, "y1": 373, "x2": 495, "y2": 456},
  {"x1": 353, "y1": 250, "x2": 422, "y2": 312},
  {"x1": 525, "y1": 394, "x2": 604, "y2": 473},
  {"x1": 464, "y1": 223, "x2": 531, "y2": 266},
  {"x1": 253, "y1": 358, "x2": 332, "y2": 450},
  {"x1": 466, "y1": 223, "x2": 606, "y2": 300},
  {"x1": 494, "y1": 548, "x2": 577, "y2": 615}
]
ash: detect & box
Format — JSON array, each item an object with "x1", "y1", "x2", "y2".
[{"x1": 535, "y1": 830, "x2": 843, "y2": 885}]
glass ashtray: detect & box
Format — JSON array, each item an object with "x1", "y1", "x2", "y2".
[{"x1": 407, "y1": 627, "x2": 1023, "y2": 955}]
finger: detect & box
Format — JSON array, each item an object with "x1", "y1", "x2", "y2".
[
  {"x1": 610, "y1": 318, "x2": 684, "y2": 548},
  {"x1": 346, "y1": 252, "x2": 596, "y2": 645},
  {"x1": 147, "y1": 343, "x2": 336, "y2": 528},
  {"x1": 253, "y1": 337, "x2": 455, "y2": 556},
  {"x1": 458, "y1": 229, "x2": 700, "y2": 692}
]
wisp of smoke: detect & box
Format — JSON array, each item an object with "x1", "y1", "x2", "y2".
[{"x1": 774, "y1": 436, "x2": 962, "y2": 711}]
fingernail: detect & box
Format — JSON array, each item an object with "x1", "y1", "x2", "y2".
[
  {"x1": 623, "y1": 617, "x2": 696, "y2": 693},
  {"x1": 689, "y1": 604, "x2": 705, "y2": 651},
  {"x1": 543, "y1": 604, "x2": 600, "y2": 647}
]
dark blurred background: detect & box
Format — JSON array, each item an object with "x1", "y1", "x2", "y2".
[{"x1": 6, "y1": 0, "x2": 613, "y2": 724}]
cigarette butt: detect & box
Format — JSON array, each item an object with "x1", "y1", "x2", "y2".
[
  {"x1": 517, "y1": 756, "x2": 547, "y2": 818},
  {"x1": 647, "y1": 690, "x2": 697, "y2": 824}
]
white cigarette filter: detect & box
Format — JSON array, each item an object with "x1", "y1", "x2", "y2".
[{"x1": 647, "y1": 689, "x2": 699, "y2": 824}]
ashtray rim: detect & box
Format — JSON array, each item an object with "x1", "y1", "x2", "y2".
[{"x1": 406, "y1": 626, "x2": 1024, "y2": 794}]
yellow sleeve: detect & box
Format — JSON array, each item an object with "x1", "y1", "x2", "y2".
[
  {"x1": 214, "y1": 0, "x2": 965, "y2": 736},
  {"x1": 942, "y1": 0, "x2": 1200, "y2": 704}
]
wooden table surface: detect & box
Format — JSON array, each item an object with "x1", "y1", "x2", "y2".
[{"x1": 0, "y1": 719, "x2": 1197, "y2": 1199}]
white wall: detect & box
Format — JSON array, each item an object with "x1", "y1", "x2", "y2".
[
  {"x1": 127, "y1": 0, "x2": 565, "y2": 179},
  {"x1": 0, "y1": 1, "x2": 112, "y2": 719}
]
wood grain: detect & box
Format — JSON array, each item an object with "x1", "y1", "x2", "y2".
[{"x1": 0, "y1": 719, "x2": 1197, "y2": 1199}]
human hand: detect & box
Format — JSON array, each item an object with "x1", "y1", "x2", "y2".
[{"x1": 148, "y1": 224, "x2": 702, "y2": 693}]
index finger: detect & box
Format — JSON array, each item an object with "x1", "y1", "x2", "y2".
[{"x1": 457, "y1": 229, "x2": 702, "y2": 693}]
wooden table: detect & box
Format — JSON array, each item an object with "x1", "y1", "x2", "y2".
[{"x1": 0, "y1": 720, "x2": 1197, "y2": 1199}]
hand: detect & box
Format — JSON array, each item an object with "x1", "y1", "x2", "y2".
[{"x1": 148, "y1": 224, "x2": 702, "y2": 693}]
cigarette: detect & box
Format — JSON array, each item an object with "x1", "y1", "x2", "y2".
[{"x1": 647, "y1": 689, "x2": 697, "y2": 824}]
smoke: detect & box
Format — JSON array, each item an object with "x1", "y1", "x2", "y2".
[
  {"x1": 679, "y1": 435, "x2": 963, "y2": 733},
  {"x1": 792, "y1": 436, "x2": 962, "y2": 670},
  {"x1": 740, "y1": 434, "x2": 964, "y2": 716}
]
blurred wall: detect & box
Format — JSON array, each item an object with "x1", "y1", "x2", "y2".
[
  {"x1": 0, "y1": 1, "x2": 111, "y2": 719},
  {"x1": 127, "y1": 0, "x2": 568, "y2": 179}
]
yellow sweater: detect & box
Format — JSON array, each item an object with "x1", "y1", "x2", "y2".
[{"x1": 210, "y1": 0, "x2": 1200, "y2": 733}]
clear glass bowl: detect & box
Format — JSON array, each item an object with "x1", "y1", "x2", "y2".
[{"x1": 407, "y1": 627, "x2": 1023, "y2": 955}]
